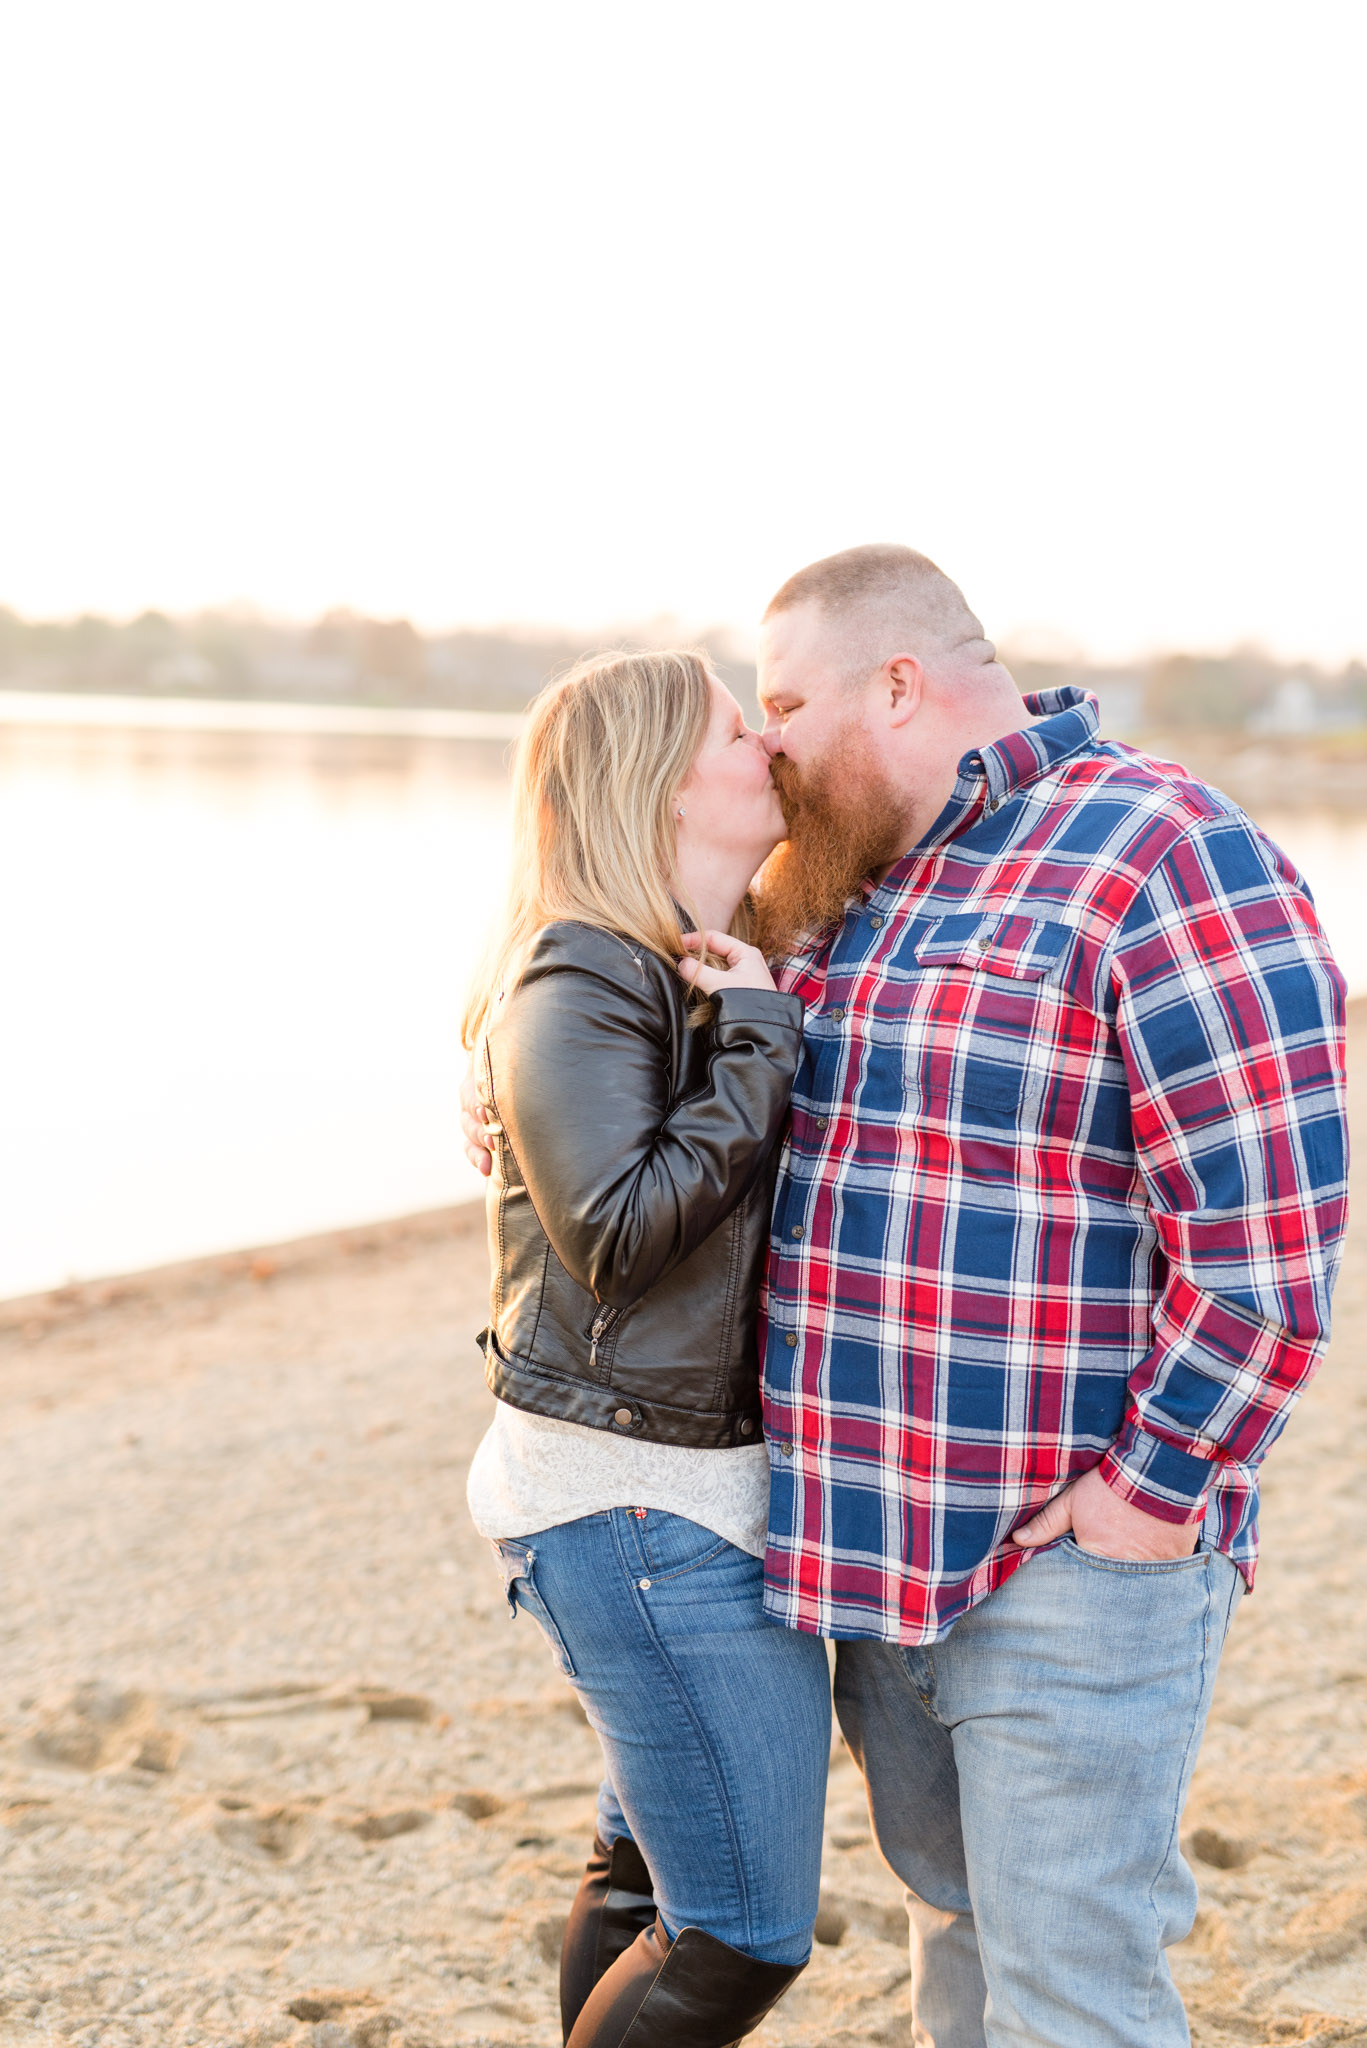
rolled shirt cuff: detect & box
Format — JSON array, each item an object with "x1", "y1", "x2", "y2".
[{"x1": 1098, "y1": 1410, "x2": 1223, "y2": 1527}]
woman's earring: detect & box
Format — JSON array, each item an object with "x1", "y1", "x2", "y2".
[{"x1": 676, "y1": 806, "x2": 686, "y2": 819}]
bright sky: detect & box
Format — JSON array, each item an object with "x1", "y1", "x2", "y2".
[{"x1": 3, "y1": 2, "x2": 1364, "y2": 661}]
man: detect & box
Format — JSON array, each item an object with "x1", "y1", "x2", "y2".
[{"x1": 466, "y1": 546, "x2": 1348, "y2": 2047}]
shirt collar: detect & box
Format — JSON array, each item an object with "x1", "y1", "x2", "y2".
[{"x1": 892, "y1": 687, "x2": 1101, "y2": 864}]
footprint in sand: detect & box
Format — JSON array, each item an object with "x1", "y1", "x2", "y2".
[
  {"x1": 29, "y1": 1681, "x2": 157, "y2": 1770},
  {"x1": 131, "y1": 1727, "x2": 183, "y2": 1773},
  {"x1": 214, "y1": 1803, "x2": 311, "y2": 1862},
  {"x1": 346, "y1": 1808, "x2": 433, "y2": 1843},
  {"x1": 284, "y1": 1993, "x2": 400, "y2": 2046},
  {"x1": 352, "y1": 1686, "x2": 435, "y2": 1723},
  {"x1": 1186, "y1": 1826, "x2": 1252, "y2": 1870},
  {"x1": 450, "y1": 1790, "x2": 504, "y2": 1820}
]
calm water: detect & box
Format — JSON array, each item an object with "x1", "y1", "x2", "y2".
[
  {"x1": 2, "y1": 720, "x2": 1363, "y2": 1300},
  {"x1": 1, "y1": 722, "x2": 512, "y2": 1299}
]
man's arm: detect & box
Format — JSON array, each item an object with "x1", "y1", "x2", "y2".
[{"x1": 1018, "y1": 810, "x2": 1348, "y2": 1559}]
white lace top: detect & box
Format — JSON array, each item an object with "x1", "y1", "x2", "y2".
[{"x1": 465, "y1": 1400, "x2": 771, "y2": 1560}]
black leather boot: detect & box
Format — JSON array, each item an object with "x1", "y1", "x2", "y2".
[
  {"x1": 560, "y1": 1834, "x2": 658, "y2": 2039},
  {"x1": 564, "y1": 1914, "x2": 805, "y2": 2047}
]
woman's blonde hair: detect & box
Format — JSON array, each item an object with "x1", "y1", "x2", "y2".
[{"x1": 461, "y1": 647, "x2": 733, "y2": 1049}]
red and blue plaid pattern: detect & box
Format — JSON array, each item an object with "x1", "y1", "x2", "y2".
[{"x1": 760, "y1": 691, "x2": 1349, "y2": 1644}]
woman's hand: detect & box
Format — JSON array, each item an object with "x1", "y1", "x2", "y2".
[{"x1": 677, "y1": 930, "x2": 777, "y2": 995}]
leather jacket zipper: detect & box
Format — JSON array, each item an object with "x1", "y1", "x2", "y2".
[{"x1": 588, "y1": 1305, "x2": 618, "y2": 1371}]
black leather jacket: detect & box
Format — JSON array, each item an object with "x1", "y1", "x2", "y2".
[{"x1": 477, "y1": 920, "x2": 803, "y2": 1448}]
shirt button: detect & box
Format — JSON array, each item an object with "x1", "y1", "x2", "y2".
[
  {"x1": 613, "y1": 1407, "x2": 633, "y2": 1426},
  {"x1": 868, "y1": 914, "x2": 884, "y2": 929},
  {"x1": 975, "y1": 936, "x2": 992, "y2": 950},
  {"x1": 784, "y1": 1332, "x2": 798, "y2": 1347},
  {"x1": 828, "y1": 1006, "x2": 845, "y2": 1021},
  {"x1": 781, "y1": 1442, "x2": 794, "y2": 1457},
  {"x1": 740, "y1": 1418, "x2": 755, "y2": 1435},
  {"x1": 638, "y1": 1578, "x2": 652, "y2": 1591},
  {"x1": 791, "y1": 1225, "x2": 805, "y2": 1240},
  {"x1": 815, "y1": 1116, "x2": 829, "y2": 1130}
]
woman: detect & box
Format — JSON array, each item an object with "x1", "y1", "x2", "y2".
[{"x1": 461, "y1": 649, "x2": 830, "y2": 2048}]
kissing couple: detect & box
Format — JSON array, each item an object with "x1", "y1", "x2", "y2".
[{"x1": 459, "y1": 545, "x2": 1348, "y2": 2048}]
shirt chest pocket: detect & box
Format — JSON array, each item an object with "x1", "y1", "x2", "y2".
[{"x1": 907, "y1": 914, "x2": 1073, "y2": 1125}]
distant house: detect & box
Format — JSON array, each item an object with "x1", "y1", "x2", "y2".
[
  {"x1": 1247, "y1": 676, "x2": 1364, "y2": 737},
  {"x1": 1250, "y1": 677, "x2": 1319, "y2": 736}
]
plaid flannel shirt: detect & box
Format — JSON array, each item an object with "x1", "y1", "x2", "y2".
[{"x1": 760, "y1": 689, "x2": 1348, "y2": 1645}]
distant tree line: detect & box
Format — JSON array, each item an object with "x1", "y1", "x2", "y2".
[
  {"x1": 1007, "y1": 647, "x2": 1367, "y2": 738},
  {"x1": 0, "y1": 605, "x2": 762, "y2": 723},
  {"x1": 1, "y1": 604, "x2": 1364, "y2": 736}
]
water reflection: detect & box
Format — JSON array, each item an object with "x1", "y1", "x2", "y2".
[
  {"x1": 1, "y1": 725, "x2": 512, "y2": 1298},
  {"x1": 1256, "y1": 810, "x2": 1367, "y2": 998}
]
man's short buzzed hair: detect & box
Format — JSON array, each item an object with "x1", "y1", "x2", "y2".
[{"x1": 764, "y1": 543, "x2": 991, "y2": 677}]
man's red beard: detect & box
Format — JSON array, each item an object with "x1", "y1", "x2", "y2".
[{"x1": 753, "y1": 735, "x2": 912, "y2": 961}]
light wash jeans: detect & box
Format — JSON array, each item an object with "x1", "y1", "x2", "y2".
[
  {"x1": 493, "y1": 1508, "x2": 831, "y2": 1966},
  {"x1": 834, "y1": 1537, "x2": 1244, "y2": 2048}
]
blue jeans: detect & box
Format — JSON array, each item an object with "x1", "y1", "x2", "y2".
[
  {"x1": 834, "y1": 1538, "x2": 1244, "y2": 2048},
  {"x1": 493, "y1": 1510, "x2": 831, "y2": 1966}
]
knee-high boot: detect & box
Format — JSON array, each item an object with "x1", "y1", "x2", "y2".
[
  {"x1": 560, "y1": 1835, "x2": 658, "y2": 2039},
  {"x1": 564, "y1": 1914, "x2": 805, "y2": 2048}
]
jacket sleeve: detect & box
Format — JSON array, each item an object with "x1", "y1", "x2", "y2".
[
  {"x1": 1098, "y1": 812, "x2": 1349, "y2": 1524},
  {"x1": 482, "y1": 926, "x2": 804, "y2": 1308}
]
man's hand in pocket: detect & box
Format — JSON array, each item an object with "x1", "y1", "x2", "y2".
[{"x1": 1011, "y1": 1465, "x2": 1200, "y2": 1562}]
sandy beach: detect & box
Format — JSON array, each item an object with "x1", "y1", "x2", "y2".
[{"x1": 1, "y1": 1008, "x2": 1363, "y2": 2048}]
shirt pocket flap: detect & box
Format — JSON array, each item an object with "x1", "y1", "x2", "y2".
[{"x1": 915, "y1": 913, "x2": 1071, "y2": 981}]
